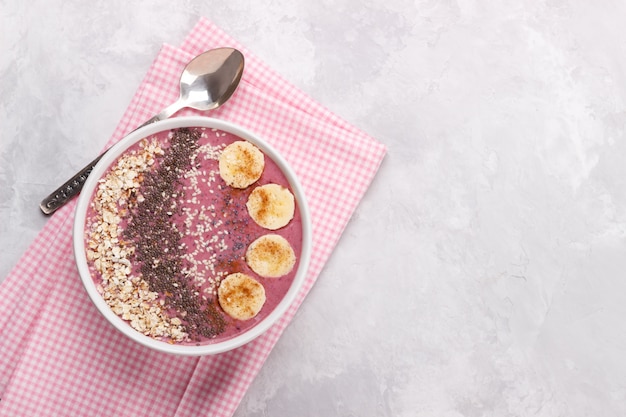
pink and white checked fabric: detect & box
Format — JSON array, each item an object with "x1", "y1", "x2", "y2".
[{"x1": 0, "y1": 17, "x2": 386, "y2": 417}]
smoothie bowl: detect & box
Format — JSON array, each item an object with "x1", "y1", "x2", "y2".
[{"x1": 73, "y1": 117, "x2": 311, "y2": 355}]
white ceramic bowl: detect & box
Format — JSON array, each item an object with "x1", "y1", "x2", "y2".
[{"x1": 73, "y1": 116, "x2": 311, "y2": 355}]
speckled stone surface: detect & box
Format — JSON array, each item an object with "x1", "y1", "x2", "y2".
[{"x1": 2, "y1": 1, "x2": 626, "y2": 416}]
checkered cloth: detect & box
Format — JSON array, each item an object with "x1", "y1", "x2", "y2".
[{"x1": 0, "y1": 17, "x2": 386, "y2": 417}]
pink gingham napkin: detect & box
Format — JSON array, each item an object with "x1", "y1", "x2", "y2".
[{"x1": 0, "y1": 17, "x2": 386, "y2": 417}]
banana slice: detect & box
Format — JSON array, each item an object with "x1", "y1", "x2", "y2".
[
  {"x1": 218, "y1": 141, "x2": 265, "y2": 189},
  {"x1": 246, "y1": 234, "x2": 296, "y2": 278},
  {"x1": 218, "y1": 272, "x2": 266, "y2": 320},
  {"x1": 246, "y1": 183, "x2": 295, "y2": 230}
]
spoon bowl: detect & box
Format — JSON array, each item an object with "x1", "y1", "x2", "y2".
[
  {"x1": 182, "y1": 48, "x2": 244, "y2": 110},
  {"x1": 141, "y1": 48, "x2": 244, "y2": 124}
]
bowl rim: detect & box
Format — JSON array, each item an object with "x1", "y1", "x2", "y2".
[{"x1": 73, "y1": 116, "x2": 312, "y2": 356}]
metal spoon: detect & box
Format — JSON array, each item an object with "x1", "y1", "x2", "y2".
[{"x1": 40, "y1": 47, "x2": 245, "y2": 215}]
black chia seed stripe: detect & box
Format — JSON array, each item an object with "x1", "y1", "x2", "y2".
[{"x1": 123, "y1": 128, "x2": 226, "y2": 340}]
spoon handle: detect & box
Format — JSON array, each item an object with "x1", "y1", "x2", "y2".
[
  {"x1": 39, "y1": 153, "x2": 105, "y2": 214},
  {"x1": 38, "y1": 113, "x2": 171, "y2": 215}
]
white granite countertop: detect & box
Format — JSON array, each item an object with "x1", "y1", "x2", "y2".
[{"x1": 2, "y1": 1, "x2": 626, "y2": 416}]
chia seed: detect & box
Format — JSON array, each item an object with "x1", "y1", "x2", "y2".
[{"x1": 124, "y1": 128, "x2": 226, "y2": 340}]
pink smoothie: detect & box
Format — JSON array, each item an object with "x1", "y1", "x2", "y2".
[{"x1": 84, "y1": 127, "x2": 303, "y2": 345}]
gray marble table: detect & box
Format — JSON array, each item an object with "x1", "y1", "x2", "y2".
[{"x1": 2, "y1": 1, "x2": 626, "y2": 416}]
